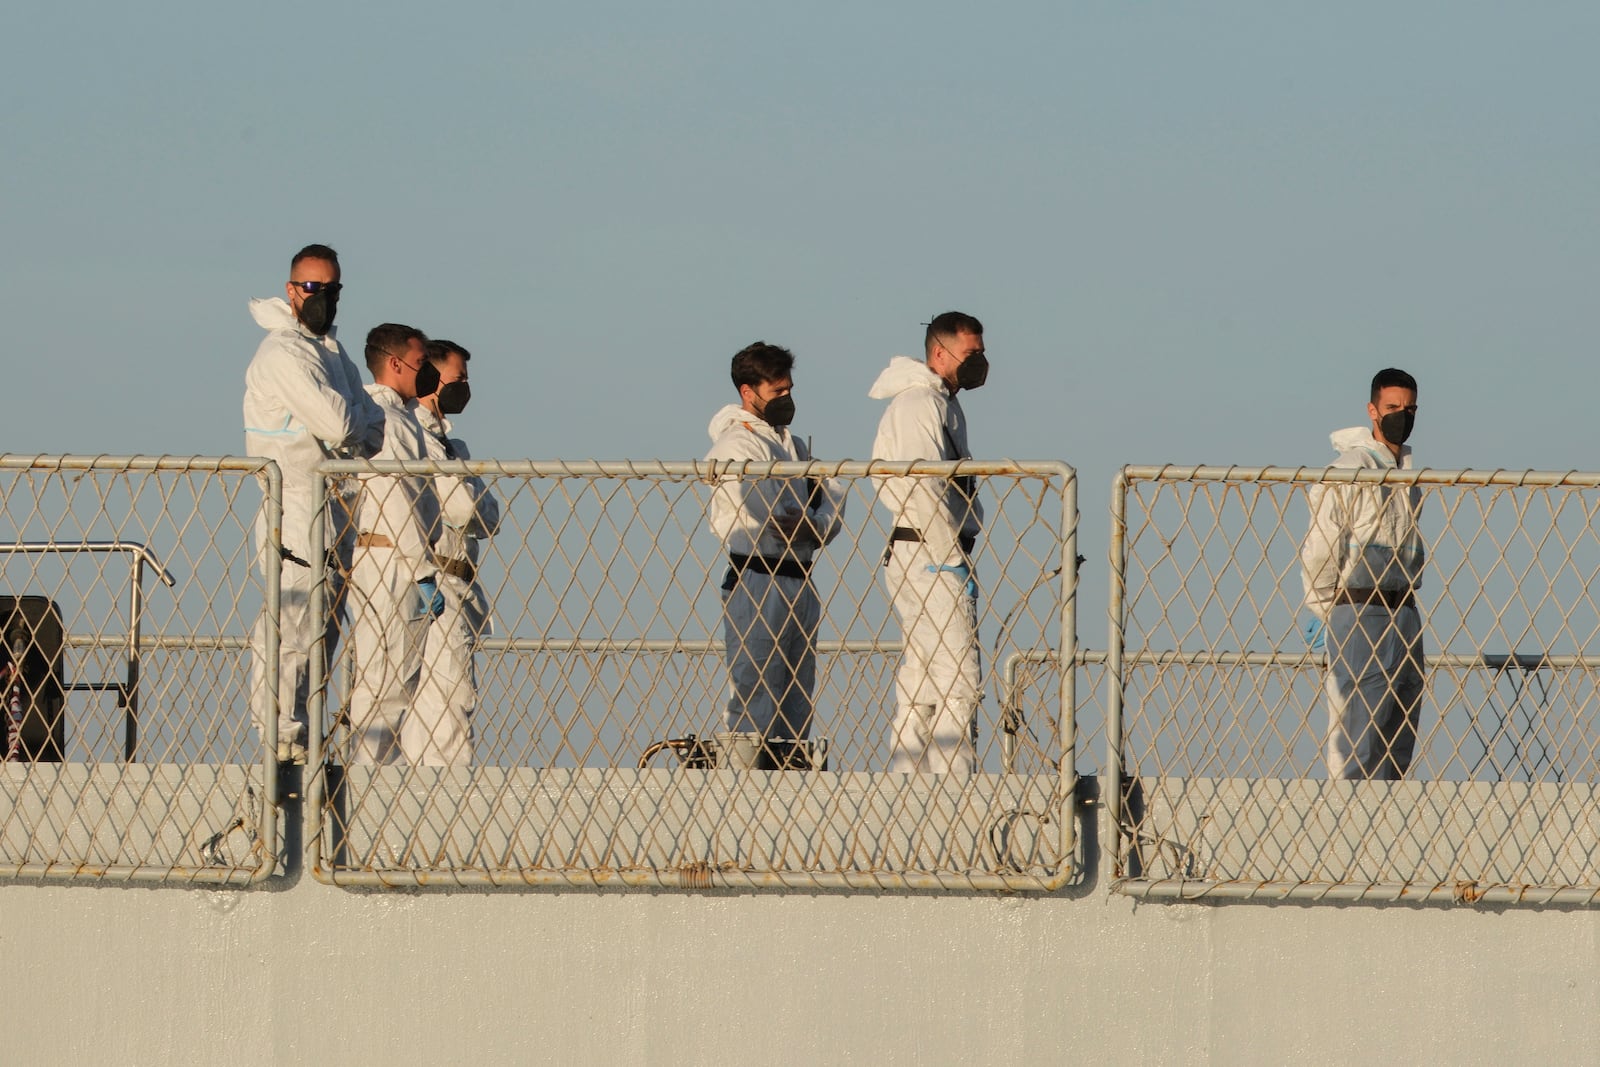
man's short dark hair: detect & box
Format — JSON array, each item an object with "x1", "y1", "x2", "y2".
[
  {"x1": 365, "y1": 323, "x2": 426, "y2": 375},
  {"x1": 924, "y1": 311, "x2": 984, "y2": 356},
  {"x1": 424, "y1": 339, "x2": 471, "y2": 366},
  {"x1": 291, "y1": 244, "x2": 340, "y2": 271},
  {"x1": 1370, "y1": 368, "x2": 1418, "y2": 402},
  {"x1": 731, "y1": 342, "x2": 795, "y2": 390}
]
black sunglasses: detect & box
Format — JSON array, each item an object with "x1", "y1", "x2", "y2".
[{"x1": 290, "y1": 281, "x2": 343, "y2": 295}]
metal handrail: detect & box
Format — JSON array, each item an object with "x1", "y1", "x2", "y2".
[{"x1": 0, "y1": 540, "x2": 176, "y2": 760}]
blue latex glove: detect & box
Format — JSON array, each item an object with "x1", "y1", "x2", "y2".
[
  {"x1": 418, "y1": 578, "x2": 446, "y2": 619},
  {"x1": 1302, "y1": 618, "x2": 1326, "y2": 652},
  {"x1": 927, "y1": 562, "x2": 978, "y2": 599}
]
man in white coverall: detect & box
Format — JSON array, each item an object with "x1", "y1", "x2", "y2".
[
  {"x1": 410, "y1": 339, "x2": 500, "y2": 766},
  {"x1": 347, "y1": 324, "x2": 442, "y2": 765},
  {"x1": 705, "y1": 342, "x2": 844, "y2": 769},
  {"x1": 1301, "y1": 368, "x2": 1425, "y2": 780},
  {"x1": 243, "y1": 244, "x2": 385, "y2": 763},
  {"x1": 869, "y1": 311, "x2": 989, "y2": 774}
]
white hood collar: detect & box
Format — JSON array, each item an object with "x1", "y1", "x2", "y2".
[
  {"x1": 707, "y1": 403, "x2": 789, "y2": 444},
  {"x1": 415, "y1": 404, "x2": 450, "y2": 436},
  {"x1": 868, "y1": 355, "x2": 946, "y2": 400},
  {"x1": 249, "y1": 296, "x2": 337, "y2": 342},
  {"x1": 365, "y1": 382, "x2": 404, "y2": 407},
  {"x1": 1330, "y1": 425, "x2": 1411, "y2": 465}
]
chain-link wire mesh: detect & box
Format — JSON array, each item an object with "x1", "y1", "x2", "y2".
[
  {"x1": 308, "y1": 459, "x2": 1076, "y2": 889},
  {"x1": 1108, "y1": 466, "x2": 1600, "y2": 902},
  {"x1": 0, "y1": 456, "x2": 280, "y2": 883}
]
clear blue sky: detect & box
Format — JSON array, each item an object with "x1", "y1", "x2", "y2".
[{"x1": 5, "y1": 1, "x2": 1596, "y2": 517}]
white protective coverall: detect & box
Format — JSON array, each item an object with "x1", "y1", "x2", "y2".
[
  {"x1": 346, "y1": 384, "x2": 438, "y2": 765},
  {"x1": 412, "y1": 406, "x2": 500, "y2": 767},
  {"x1": 869, "y1": 356, "x2": 985, "y2": 774},
  {"x1": 1301, "y1": 426, "x2": 1426, "y2": 780},
  {"x1": 705, "y1": 405, "x2": 844, "y2": 746},
  {"x1": 242, "y1": 297, "x2": 384, "y2": 754}
]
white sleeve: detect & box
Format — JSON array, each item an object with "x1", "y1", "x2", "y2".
[
  {"x1": 255, "y1": 340, "x2": 383, "y2": 455},
  {"x1": 1301, "y1": 482, "x2": 1348, "y2": 621},
  {"x1": 705, "y1": 431, "x2": 770, "y2": 548},
  {"x1": 874, "y1": 392, "x2": 964, "y2": 564},
  {"x1": 360, "y1": 415, "x2": 435, "y2": 573},
  {"x1": 796, "y1": 439, "x2": 845, "y2": 547},
  {"x1": 433, "y1": 440, "x2": 501, "y2": 538},
  {"x1": 337, "y1": 350, "x2": 386, "y2": 457}
]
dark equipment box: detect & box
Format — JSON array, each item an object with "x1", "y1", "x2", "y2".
[{"x1": 1, "y1": 596, "x2": 66, "y2": 761}]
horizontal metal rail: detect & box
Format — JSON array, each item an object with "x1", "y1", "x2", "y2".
[
  {"x1": 1111, "y1": 878, "x2": 1600, "y2": 906},
  {"x1": 1110, "y1": 650, "x2": 1594, "y2": 670},
  {"x1": 63, "y1": 635, "x2": 251, "y2": 650},
  {"x1": 0, "y1": 541, "x2": 176, "y2": 588},
  {"x1": 0, "y1": 863, "x2": 265, "y2": 886},
  {"x1": 477, "y1": 638, "x2": 900, "y2": 654},
  {"x1": 1119, "y1": 464, "x2": 1600, "y2": 488},
  {"x1": 0, "y1": 455, "x2": 274, "y2": 474},
  {"x1": 317, "y1": 866, "x2": 1069, "y2": 892},
  {"x1": 317, "y1": 457, "x2": 1075, "y2": 480}
]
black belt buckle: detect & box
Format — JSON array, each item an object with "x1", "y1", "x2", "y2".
[
  {"x1": 438, "y1": 556, "x2": 476, "y2": 584},
  {"x1": 884, "y1": 527, "x2": 977, "y2": 563},
  {"x1": 728, "y1": 553, "x2": 810, "y2": 581},
  {"x1": 885, "y1": 527, "x2": 921, "y2": 566},
  {"x1": 1336, "y1": 587, "x2": 1413, "y2": 610}
]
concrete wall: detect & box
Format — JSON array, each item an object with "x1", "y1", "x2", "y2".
[{"x1": 5, "y1": 805, "x2": 1596, "y2": 1066}]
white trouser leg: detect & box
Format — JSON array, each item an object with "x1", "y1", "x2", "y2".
[
  {"x1": 721, "y1": 571, "x2": 820, "y2": 739},
  {"x1": 250, "y1": 539, "x2": 348, "y2": 748},
  {"x1": 405, "y1": 574, "x2": 479, "y2": 767},
  {"x1": 347, "y1": 549, "x2": 427, "y2": 766},
  {"x1": 1324, "y1": 603, "x2": 1425, "y2": 780},
  {"x1": 884, "y1": 545, "x2": 980, "y2": 774},
  {"x1": 890, "y1": 703, "x2": 934, "y2": 771},
  {"x1": 776, "y1": 580, "x2": 821, "y2": 741}
]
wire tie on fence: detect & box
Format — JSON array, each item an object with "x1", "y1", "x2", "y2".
[{"x1": 197, "y1": 784, "x2": 260, "y2": 867}]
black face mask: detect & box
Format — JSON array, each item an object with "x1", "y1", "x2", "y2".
[
  {"x1": 1379, "y1": 410, "x2": 1415, "y2": 446},
  {"x1": 955, "y1": 352, "x2": 989, "y2": 391},
  {"x1": 437, "y1": 381, "x2": 471, "y2": 415},
  {"x1": 414, "y1": 359, "x2": 441, "y2": 400},
  {"x1": 297, "y1": 290, "x2": 338, "y2": 336},
  {"x1": 759, "y1": 394, "x2": 795, "y2": 427}
]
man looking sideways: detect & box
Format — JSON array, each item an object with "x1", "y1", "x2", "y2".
[
  {"x1": 869, "y1": 311, "x2": 990, "y2": 774},
  {"x1": 243, "y1": 244, "x2": 383, "y2": 763}
]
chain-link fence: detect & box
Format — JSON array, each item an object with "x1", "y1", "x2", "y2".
[
  {"x1": 29, "y1": 453, "x2": 1600, "y2": 901},
  {"x1": 0, "y1": 456, "x2": 280, "y2": 883},
  {"x1": 307, "y1": 459, "x2": 1077, "y2": 889},
  {"x1": 1108, "y1": 465, "x2": 1600, "y2": 902}
]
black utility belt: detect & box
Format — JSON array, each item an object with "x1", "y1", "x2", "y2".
[
  {"x1": 436, "y1": 556, "x2": 476, "y2": 584},
  {"x1": 888, "y1": 527, "x2": 978, "y2": 556},
  {"x1": 1335, "y1": 587, "x2": 1415, "y2": 610},
  {"x1": 727, "y1": 553, "x2": 811, "y2": 581}
]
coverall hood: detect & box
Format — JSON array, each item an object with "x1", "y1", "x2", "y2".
[
  {"x1": 867, "y1": 356, "x2": 946, "y2": 401},
  {"x1": 1329, "y1": 426, "x2": 1412, "y2": 468},
  {"x1": 248, "y1": 296, "x2": 335, "y2": 342},
  {"x1": 707, "y1": 402, "x2": 792, "y2": 444}
]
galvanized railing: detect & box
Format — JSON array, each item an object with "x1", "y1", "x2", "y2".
[
  {"x1": 1108, "y1": 465, "x2": 1600, "y2": 903},
  {"x1": 305, "y1": 458, "x2": 1078, "y2": 889},
  {"x1": 16, "y1": 455, "x2": 1600, "y2": 903},
  {"x1": 0, "y1": 456, "x2": 280, "y2": 884}
]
